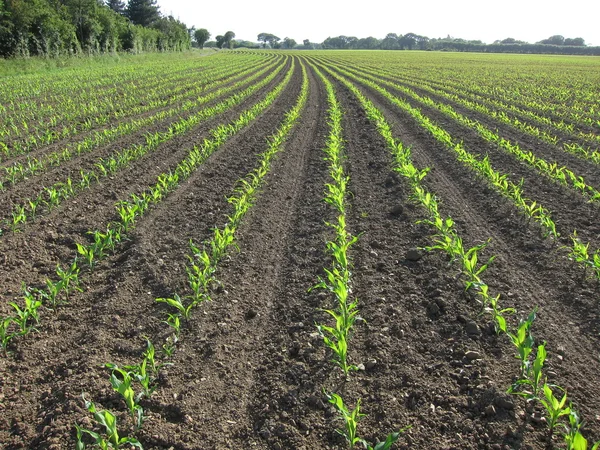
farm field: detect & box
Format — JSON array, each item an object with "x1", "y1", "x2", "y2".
[{"x1": 0, "y1": 49, "x2": 599, "y2": 449}]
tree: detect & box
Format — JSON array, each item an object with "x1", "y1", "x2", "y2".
[
  {"x1": 215, "y1": 34, "x2": 224, "y2": 48},
  {"x1": 539, "y1": 35, "x2": 565, "y2": 45},
  {"x1": 380, "y1": 33, "x2": 400, "y2": 50},
  {"x1": 223, "y1": 30, "x2": 235, "y2": 48},
  {"x1": 126, "y1": 0, "x2": 160, "y2": 27},
  {"x1": 398, "y1": 32, "x2": 427, "y2": 50},
  {"x1": 152, "y1": 15, "x2": 190, "y2": 50},
  {"x1": 232, "y1": 39, "x2": 259, "y2": 49},
  {"x1": 106, "y1": 0, "x2": 125, "y2": 15},
  {"x1": 257, "y1": 32, "x2": 279, "y2": 48},
  {"x1": 322, "y1": 35, "x2": 356, "y2": 49},
  {"x1": 282, "y1": 37, "x2": 296, "y2": 49},
  {"x1": 356, "y1": 36, "x2": 380, "y2": 49},
  {"x1": 194, "y1": 28, "x2": 210, "y2": 48},
  {"x1": 564, "y1": 37, "x2": 585, "y2": 46},
  {"x1": 64, "y1": 0, "x2": 101, "y2": 50}
]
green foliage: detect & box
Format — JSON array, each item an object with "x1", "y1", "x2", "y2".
[
  {"x1": 257, "y1": 32, "x2": 280, "y2": 48},
  {"x1": 540, "y1": 384, "x2": 571, "y2": 434},
  {"x1": 564, "y1": 409, "x2": 600, "y2": 450},
  {"x1": 0, "y1": 0, "x2": 189, "y2": 57},
  {"x1": 75, "y1": 396, "x2": 142, "y2": 449},
  {"x1": 326, "y1": 392, "x2": 408, "y2": 450},
  {"x1": 507, "y1": 309, "x2": 537, "y2": 378},
  {"x1": 194, "y1": 28, "x2": 210, "y2": 48},
  {"x1": 125, "y1": 0, "x2": 159, "y2": 27}
]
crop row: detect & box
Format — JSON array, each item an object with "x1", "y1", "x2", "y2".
[
  {"x1": 0, "y1": 54, "x2": 277, "y2": 161},
  {"x1": 352, "y1": 57, "x2": 600, "y2": 142},
  {"x1": 0, "y1": 57, "x2": 288, "y2": 237},
  {"x1": 308, "y1": 60, "x2": 407, "y2": 450},
  {"x1": 312, "y1": 54, "x2": 599, "y2": 449},
  {"x1": 0, "y1": 53, "x2": 249, "y2": 126},
  {"x1": 317, "y1": 58, "x2": 600, "y2": 284},
  {"x1": 0, "y1": 56, "x2": 277, "y2": 190},
  {"x1": 0, "y1": 56, "x2": 295, "y2": 354},
  {"x1": 340, "y1": 63, "x2": 600, "y2": 202},
  {"x1": 77, "y1": 59, "x2": 308, "y2": 448},
  {"x1": 327, "y1": 53, "x2": 600, "y2": 142}
]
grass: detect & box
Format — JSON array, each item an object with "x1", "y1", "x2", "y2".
[{"x1": 0, "y1": 49, "x2": 216, "y2": 77}]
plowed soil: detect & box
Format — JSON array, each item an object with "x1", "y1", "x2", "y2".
[{"x1": 0, "y1": 53, "x2": 598, "y2": 450}]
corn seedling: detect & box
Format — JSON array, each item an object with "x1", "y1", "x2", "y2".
[
  {"x1": 10, "y1": 204, "x2": 26, "y2": 232},
  {"x1": 79, "y1": 170, "x2": 93, "y2": 189},
  {"x1": 156, "y1": 293, "x2": 192, "y2": 319},
  {"x1": 540, "y1": 384, "x2": 571, "y2": 437},
  {"x1": 37, "y1": 279, "x2": 63, "y2": 309},
  {"x1": 162, "y1": 334, "x2": 178, "y2": 357},
  {"x1": 481, "y1": 286, "x2": 515, "y2": 334},
  {"x1": 117, "y1": 340, "x2": 169, "y2": 399},
  {"x1": 317, "y1": 303, "x2": 359, "y2": 376},
  {"x1": 327, "y1": 393, "x2": 363, "y2": 449},
  {"x1": 116, "y1": 202, "x2": 136, "y2": 233},
  {"x1": 509, "y1": 341, "x2": 546, "y2": 400},
  {"x1": 564, "y1": 409, "x2": 600, "y2": 450},
  {"x1": 326, "y1": 392, "x2": 407, "y2": 450},
  {"x1": 56, "y1": 260, "x2": 82, "y2": 301},
  {"x1": 27, "y1": 195, "x2": 42, "y2": 220},
  {"x1": 76, "y1": 243, "x2": 96, "y2": 271},
  {"x1": 162, "y1": 312, "x2": 181, "y2": 338},
  {"x1": 567, "y1": 231, "x2": 593, "y2": 274},
  {"x1": 507, "y1": 309, "x2": 537, "y2": 378},
  {"x1": 44, "y1": 186, "x2": 60, "y2": 210},
  {"x1": 10, "y1": 286, "x2": 42, "y2": 334},
  {"x1": 106, "y1": 366, "x2": 145, "y2": 430},
  {"x1": 461, "y1": 240, "x2": 496, "y2": 292},
  {"x1": 0, "y1": 317, "x2": 16, "y2": 355},
  {"x1": 75, "y1": 396, "x2": 142, "y2": 450}
]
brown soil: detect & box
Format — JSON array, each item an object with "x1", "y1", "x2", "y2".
[{"x1": 0, "y1": 54, "x2": 598, "y2": 450}]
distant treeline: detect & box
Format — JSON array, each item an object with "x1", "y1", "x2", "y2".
[
  {"x1": 0, "y1": 0, "x2": 191, "y2": 58},
  {"x1": 314, "y1": 34, "x2": 600, "y2": 55}
]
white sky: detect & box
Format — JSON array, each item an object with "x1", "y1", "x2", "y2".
[{"x1": 161, "y1": 0, "x2": 600, "y2": 46}]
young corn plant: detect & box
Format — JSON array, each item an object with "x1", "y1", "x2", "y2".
[
  {"x1": 105, "y1": 366, "x2": 145, "y2": 430},
  {"x1": 509, "y1": 341, "x2": 546, "y2": 400},
  {"x1": 567, "y1": 231, "x2": 593, "y2": 276},
  {"x1": 116, "y1": 201, "x2": 137, "y2": 233},
  {"x1": 0, "y1": 317, "x2": 16, "y2": 355},
  {"x1": 507, "y1": 309, "x2": 537, "y2": 379},
  {"x1": 118, "y1": 339, "x2": 169, "y2": 399},
  {"x1": 55, "y1": 260, "x2": 82, "y2": 301},
  {"x1": 162, "y1": 312, "x2": 181, "y2": 338},
  {"x1": 326, "y1": 392, "x2": 407, "y2": 450},
  {"x1": 480, "y1": 285, "x2": 515, "y2": 334},
  {"x1": 27, "y1": 195, "x2": 43, "y2": 220},
  {"x1": 10, "y1": 204, "x2": 27, "y2": 232},
  {"x1": 156, "y1": 293, "x2": 193, "y2": 320},
  {"x1": 76, "y1": 243, "x2": 97, "y2": 271},
  {"x1": 161, "y1": 333, "x2": 179, "y2": 358},
  {"x1": 37, "y1": 279, "x2": 64, "y2": 309},
  {"x1": 461, "y1": 240, "x2": 496, "y2": 293},
  {"x1": 317, "y1": 307, "x2": 358, "y2": 375},
  {"x1": 10, "y1": 286, "x2": 42, "y2": 334},
  {"x1": 44, "y1": 186, "x2": 60, "y2": 210},
  {"x1": 564, "y1": 409, "x2": 600, "y2": 450},
  {"x1": 75, "y1": 396, "x2": 142, "y2": 450},
  {"x1": 540, "y1": 384, "x2": 571, "y2": 438}
]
